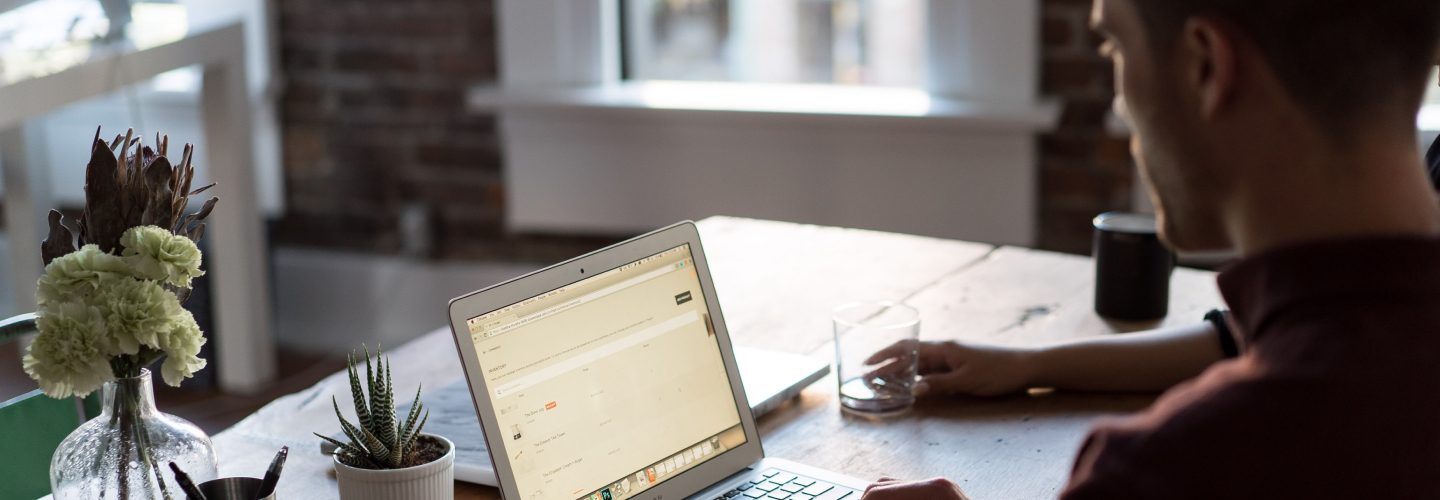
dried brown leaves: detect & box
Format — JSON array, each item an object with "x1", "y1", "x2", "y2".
[{"x1": 40, "y1": 127, "x2": 220, "y2": 265}]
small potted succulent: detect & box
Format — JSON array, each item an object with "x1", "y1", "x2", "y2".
[{"x1": 315, "y1": 347, "x2": 454, "y2": 500}]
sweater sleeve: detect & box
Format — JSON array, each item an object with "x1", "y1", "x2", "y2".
[{"x1": 1426, "y1": 135, "x2": 1440, "y2": 191}]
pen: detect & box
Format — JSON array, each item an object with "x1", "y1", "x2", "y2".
[
  {"x1": 169, "y1": 462, "x2": 207, "y2": 500},
  {"x1": 257, "y1": 445, "x2": 289, "y2": 498}
]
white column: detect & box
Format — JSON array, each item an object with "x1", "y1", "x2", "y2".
[
  {"x1": 202, "y1": 39, "x2": 276, "y2": 393},
  {"x1": 1, "y1": 124, "x2": 48, "y2": 314}
]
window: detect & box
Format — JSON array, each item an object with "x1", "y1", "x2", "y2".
[
  {"x1": 622, "y1": 0, "x2": 926, "y2": 87},
  {"x1": 0, "y1": 0, "x2": 191, "y2": 85}
]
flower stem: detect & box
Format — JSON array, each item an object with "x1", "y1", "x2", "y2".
[
  {"x1": 110, "y1": 372, "x2": 173, "y2": 500},
  {"x1": 115, "y1": 391, "x2": 132, "y2": 500},
  {"x1": 110, "y1": 348, "x2": 166, "y2": 380}
]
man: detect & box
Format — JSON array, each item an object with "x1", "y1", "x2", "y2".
[
  {"x1": 867, "y1": 67, "x2": 1440, "y2": 406},
  {"x1": 861, "y1": 0, "x2": 1440, "y2": 498}
]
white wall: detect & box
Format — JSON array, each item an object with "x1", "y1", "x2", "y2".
[{"x1": 504, "y1": 108, "x2": 1038, "y2": 244}]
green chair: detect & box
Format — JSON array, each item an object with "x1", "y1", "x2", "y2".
[{"x1": 0, "y1": 313, "x2": 99, "y2": 500}]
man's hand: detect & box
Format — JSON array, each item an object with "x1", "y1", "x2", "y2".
[
  {"x1": 865, "y1": 341, "x2": 1035, "y2": 397},
  {"x1": 861, "y1": 477, "x2": 971, "y2": 500}
]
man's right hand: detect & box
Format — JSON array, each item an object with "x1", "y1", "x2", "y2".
[
  {"x1": 860, "y1": 477, "x2": 971, "y2": 500},
  {"x1": 865, "y1": 341, "x2": 1036, "y2": 397},
  {"x1": 864, "y1": 320, "x2": 1229, "y2": 396}
]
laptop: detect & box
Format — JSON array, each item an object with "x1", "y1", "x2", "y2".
[
  {"x1": 447, "y1": 221, "x2": 869, "y2": 499},
  {"x1": 320, "y1": 349, "x2": 828, "y2": 486}
]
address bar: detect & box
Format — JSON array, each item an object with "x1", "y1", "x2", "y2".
[
  {"x1": 483, "y1": 261, "x2": 684, "y2": 339},
  {"x1": 493, "y1": 310, "x2": 700, "y2": 398}
]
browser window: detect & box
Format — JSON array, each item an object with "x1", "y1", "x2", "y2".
[{"x1": 467, "y1": 244, "x2": 746, "y2": 499}]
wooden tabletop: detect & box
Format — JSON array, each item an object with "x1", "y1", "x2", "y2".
[{"x1": 212, "y1": 217, "x2": 1224, "y2": 499}]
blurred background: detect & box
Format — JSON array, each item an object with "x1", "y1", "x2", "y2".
[{"x1": 0, "y1": 0, "x2": 1437, "y2": 431}]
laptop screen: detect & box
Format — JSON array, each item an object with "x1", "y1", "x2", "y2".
[{"x1": 465, "y1": 244, "x2": 747, "y2": 499}]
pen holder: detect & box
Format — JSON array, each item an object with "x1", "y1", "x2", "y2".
[{"x1": 192, "y1": 477, "x2": 276, "y2": 500}]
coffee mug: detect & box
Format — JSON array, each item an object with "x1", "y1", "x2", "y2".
[{"x1": 1092, "y1": 212, "x2": 1175, "y2": 321}]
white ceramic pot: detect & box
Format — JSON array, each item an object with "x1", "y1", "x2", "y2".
[{"x1": 334, "y1": 434, "x2": 455, "y2": 500}]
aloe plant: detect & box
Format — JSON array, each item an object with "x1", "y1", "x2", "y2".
[{"x1": 315, "y1": 347, "x2": 429, "y2": 469}]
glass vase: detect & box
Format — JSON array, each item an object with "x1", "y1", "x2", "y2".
[{"x1": 49, "y1": 369, "x2": 218, "y2": 499}]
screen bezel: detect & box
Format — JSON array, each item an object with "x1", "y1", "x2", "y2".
[{"x1": 446, "y1": 221, "x2": 762, "y2": 500}]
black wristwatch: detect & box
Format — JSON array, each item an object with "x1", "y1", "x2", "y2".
[{"x1": 1204, "y1": 309, "x2": 1239, "y2": 358}]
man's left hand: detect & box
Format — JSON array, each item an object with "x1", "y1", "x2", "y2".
[{"x1": 860, "y1": 477, "x2": 970, "y2": 500}]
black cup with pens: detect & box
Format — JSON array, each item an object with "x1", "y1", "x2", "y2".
[{"x1": 172, "y1": 446, "x2": 288, "y2": 500}]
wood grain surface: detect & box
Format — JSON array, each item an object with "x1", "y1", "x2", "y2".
[{"x1": 209, "y1": 217, "x2": 1225, "y2": 500}]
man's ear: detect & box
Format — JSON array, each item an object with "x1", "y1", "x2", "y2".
[{"x1": 1179, "y1": 18, "x2": 1237, "y2": 119}]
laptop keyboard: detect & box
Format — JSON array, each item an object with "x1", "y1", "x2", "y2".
[{"x1": 711, "y1": 468, "x2": 859, "y2": 500}]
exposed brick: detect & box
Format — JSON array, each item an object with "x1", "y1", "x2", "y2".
[
  {"x1": 1042, "y1": 162, "x2": 1123, "y2": 209},
  {"x1": 1038, "y1": 0, "x2": 1136, "y2": 255},
  {"x1": 333, "y1": 46, "x2": 424, "y2": 75},
  {"x1": 272, "y1": 0, "x2": 519, "y2": 257},
  {"x1": 1057, "y1": 97, "x2": 1112, "y2": 128},
  {"x1": 337, "y1": 86, "x2": 464, "y2": 113},
  {"x1": 1041, "y1": 56, "x2": 1114, "y2": 97},
  {"x1": 282, "y1": 125, "x2": 330, "y2": 176},
  {"x1": 280, "y1": 47, "x2": 324, "y2": 74},
  {"x1": 1094, "y1": 135, "x2": 1133, "y2": 165},
  {"x1": 270, "y1": 211, "x2": 401, "y2": 253},
  {"x1": 432, "y1": 50, "x2": 496, "y2": 80},
  {"x1": 1039, "y1": 207, "x2": 1105, "y2": 255},
  {"x1": 1042, "y1": 15, "x2": 1074, "y2": 48},
  {"x1": 415, "y1": 141, "x2": 500, "y2": 168}
]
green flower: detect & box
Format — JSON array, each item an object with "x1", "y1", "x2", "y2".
[
  {"x1": 120, "y1": 226, "x2": 205, "y2": 288},
  {"x1": 157, "y1": 310, "x2": 207, "y2": 387},
  {"x1": 36, "y1": 244, "x2": 132, "y2": 307},
  {"x1": 23, "y1": 302, "x2": 115, "y2": 398},
  {"x1": 94, "y1": 277, "x2": 186, "y2": 355}
]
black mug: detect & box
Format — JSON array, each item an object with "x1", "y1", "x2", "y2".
[{"x1": 1092, "y1": 212, "x2": 1175, "y2": 321}]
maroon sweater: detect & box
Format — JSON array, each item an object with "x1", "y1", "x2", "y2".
[{"x1": 1061, "y1": 236, "x2": 1440, "y2": 499}]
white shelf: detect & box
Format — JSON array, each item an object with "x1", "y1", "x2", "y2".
[{"x1": 468, "y1": 81, "x2": 1061, "y2": 133}]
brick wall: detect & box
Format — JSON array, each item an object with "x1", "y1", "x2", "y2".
[
  {"x1": 1037, "y1": 0, "x2": 1136, "y2": 255},
  {"x1": 272, "y1": 0, "x2": 618, "y2": 261},
  {"x1": 273, "y1": 0, "x2": 1127, "y2": 258}
]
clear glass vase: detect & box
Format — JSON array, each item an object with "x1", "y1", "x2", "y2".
[{"x1": 49, "y1": 369, "x2": 218, "y2": 499}]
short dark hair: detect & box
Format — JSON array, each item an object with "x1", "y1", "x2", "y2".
[{"x1": 1130, "y1": 0, "x2": 1440, "y2": 138}]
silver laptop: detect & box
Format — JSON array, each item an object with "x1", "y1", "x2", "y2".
[{"x1": 447, "y1": 221, "x2": 868, "y2": 499}]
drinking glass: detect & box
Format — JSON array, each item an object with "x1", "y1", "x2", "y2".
[{"x1": 832, "y1": 301, "x2": 920, "y2": 414}]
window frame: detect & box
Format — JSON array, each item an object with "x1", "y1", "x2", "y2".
[
  {"x1": 485, "y1": 0, "x2": 1057, "y2": 246},
  {"x1": 496, "y1": 0, "x2": 1046, "y2": 110}
]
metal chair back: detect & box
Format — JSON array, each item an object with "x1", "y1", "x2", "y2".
[{"x1": 0, "y1": 313, "x2": 99, "y2": 500}]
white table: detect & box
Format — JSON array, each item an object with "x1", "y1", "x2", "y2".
[
  {"x1": 0, "y1": 18, "x2": 276, "y2": 392},
  {"x1": 211, "y1": 217, "x2": 1225, "y2": 499}
]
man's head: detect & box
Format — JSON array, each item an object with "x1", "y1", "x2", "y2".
[{"x1": 1091, "y1": 0, "x2": 1440, "y2": 252}]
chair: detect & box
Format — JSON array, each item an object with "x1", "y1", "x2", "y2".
[{"x1": 0, "y1": 313, "x2": 99, "y2": 500}]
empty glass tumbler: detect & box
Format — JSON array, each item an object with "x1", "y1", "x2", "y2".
[{"x1": 833, "y1": 301, "x2": 920, "y2": 414}]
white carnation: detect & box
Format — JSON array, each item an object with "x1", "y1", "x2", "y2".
[
  {"x1": 120, "y1": 226, "x2": 205, "y2": 288},
  {"x1": 36, "y1": 244, "x2": 131, "y2": 308},
  {"x1": 157, "y1": 310, "x2": 207, "y2": 387},
  {"x1": 23, "y1": 302, "x2": 115, "y2": 398}
]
